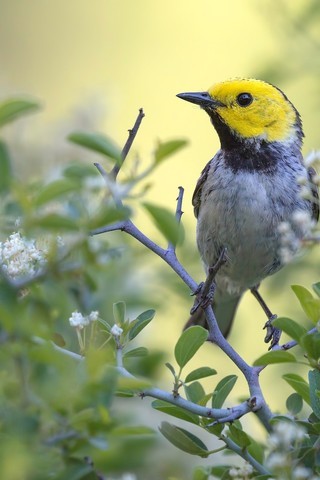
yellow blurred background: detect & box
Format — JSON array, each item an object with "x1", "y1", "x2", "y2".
[{"x1": 1, "y1": 0, "x2": 319, "y2": 461}]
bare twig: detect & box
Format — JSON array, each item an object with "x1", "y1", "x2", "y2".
[
  {"x1": 111, "y1": 108, "x2": 145, "y2": 180},
  {"x1": 168, "y1": 186, "x2": 185, "y2": 253},
  {"x1": 280, "y1": 326, "x2": 317, "y2": 350}
]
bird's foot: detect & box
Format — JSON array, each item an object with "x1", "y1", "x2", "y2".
[
  {"x1": 190, "y1": 248, "x2": 227, "y2": 315},
  {"x1": 190, "y1": 281, "x2": 216, "y2": 314},
  {"x1": 263, "y1": 315, "x2": 281, "y2": 349}
]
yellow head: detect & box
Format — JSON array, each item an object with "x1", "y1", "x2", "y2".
[{"x1": 177, "y1": 78, "x2": 302, "y2": 146}]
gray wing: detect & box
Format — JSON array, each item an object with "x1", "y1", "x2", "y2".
[{"x1": 192, "y1": 160, "x2": 212, "y2": 218}]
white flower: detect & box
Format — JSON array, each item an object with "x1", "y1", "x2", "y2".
[
  {"x1": 293, "y1": 466, "x2": 312, "y2": 479},
  {"x1": 0, "y1": 232, "x2": 47, "y2": 279},
  {"x1": 69, "y1": 311, "x2": 90, "y2": 329},
  {"x1": 265, "y1": 452, "x2": 288, "y2": 470},
  {"x1": 304, "y1": 150, "x2": 320, "y2": 168},
  {"x1": 268, "y1": 422, "x2": 306, "y2": 450},
  {"x1": 88, "y1": 311, "x2": 99, "y2": 322},
  {"x1": 110, "y1": 324, "x2": 123, "y2": 338}
]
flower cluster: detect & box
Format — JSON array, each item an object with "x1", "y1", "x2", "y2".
[
  {"x1": 278, "y1": 209, "x2": 316, "y2": 264},
  {"x1": 69, "y1": 310, "x2": 99, "y2": 329},
  {"x1": 264, "y1": 421, "x2": 319, "y2": 479},
  {"x1": 229, "y1": 462, "x2": 253, "y2": 479},
  {"x1": 0, "y1": 232, "x2": 47, "y2": 280}
]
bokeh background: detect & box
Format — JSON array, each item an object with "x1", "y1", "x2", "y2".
[{"x1": 1, "y1": 0, "x2": 319, "y2": 477}]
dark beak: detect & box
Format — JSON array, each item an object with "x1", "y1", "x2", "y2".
[{"x1": 176, "y1": 91, "x2": 221, "y2": 108}]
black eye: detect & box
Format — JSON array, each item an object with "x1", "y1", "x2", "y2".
[{"x1": 236, "y1": 92, "x2": 253, "y2": 107}]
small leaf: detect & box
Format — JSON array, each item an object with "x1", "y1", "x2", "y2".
[
  {"x1": 286, "y1": 393, "x2": 303, "y2": 415},
  {"x1": 253, "y1": 350, "x2": 297, "y2": 367},
  {"x1": 68, "y1": 131, "x2": 122, "y2": 163},
  {"x1": 165, "y1": 362, "x2": 176, "y2": 377},
  {"x1": 28, "y1": 213, "x2": 79, "y2": 231},
  {"x1": 128, "y1": 309, "x2": 155, "y2": 340},
  {"x1": 159, "y1": 421, "x2": 209, "y2": 457},
  {"x1": 0, "y1": 98, "x2": 40, "y2": 127},
  {"x1": 312, "y1": 282, "x2": 320, "y2": 298},
  {"x1": 291, "y1": 284, "x2": 320, "y2": 324},
  {"x1": 34, "y1": 179, "x2": 79, "y2": 206},
  {"x1": 211, "y1": 375, "x2": 237, "y2": 409},
  {"x1": 272, "y1": 317, "x2": 307, "y2": 344},
  {"x1": 154, "y1": 139, "x2": 188, "y2": 164},
  {"x1": 143, "y1": 202, "x2": 182, "y2": 246},
  {"x1": 52, "y1": 332, "x2": 66, "y2": 348},
  {"x1": 185, "y1": 367, "x2": 217, "y2": 383},
  {"x1": 228, "y1": 424, "x2": 251, "y2": 448},
  {"x1": 309, "y1": 370, "x2": 320, "y2": 419},
  {"x1": 123, "y1": 347, "x2": 148, "y2": 358},
  {"x1": 174, "y1": 326, "x2": 208, "y2": 369},
  {"x1": 0, "y1": 141, "x2": 12, "y2": 192},
  {"x1": 283, "y1": 373, "x2": 311, "y2": 405},
  {"x1": 184, "y1": 381, "x2": 206, "y2": 404},
  {"x1": 152, "y1": 400, "x2": 199, "y2": 425},
  {"x1": 300, "y1": 332, "x2": 320, "y2": 361},
  {"x1": 113, "y1": 302, "x2": 126, "y2": 325}
]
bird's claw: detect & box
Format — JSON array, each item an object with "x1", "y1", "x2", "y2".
[
  {"x1": 263, "y1": 314, "x2": 281, "y2": 349},
  {"x1": 190, "y1": 281, "x2": 216, "y2": 315}
]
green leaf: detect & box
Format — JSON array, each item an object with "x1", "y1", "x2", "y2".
[
  {"x1": 143, "y1": 202, "x2": 182, "y2": 246},
  {"x1": 113, "y1": 302, "x2": 126, "y2": 325},
  {"x1": 174, "y1": 326, "x2": 208, "y2": 369},
  {"x1": 28, "y1": 213, "x2": 79, "y2": 231},
  {"x1": 300, "y1": 332, "x2": 320, "y2": 361},
  {"x1": 309, "y1": 370, "x2": 320, "y2": 419},
  {"x1": 272, "y1": 317, "x2": 308, "y2": 344},
  {"x1": 253, "y1": 350, "x2": 297, "y2": 367},
  {"x1": 0, "y1": 141, "x2": 12, "y2": 192},
  {"x1": 312, "y1": 282, "x2": 320, "y2": 298},
  {"x1": 185, "y1": 367, "x2": 217, "y2": 383},
  {"x1": 154, "y1": 139, "x2": 188, "y2": 164},
  {"x1": 286, "y1": 393, "x2": 303, "y2": 415},
  {"x1": 283, "y1": 373, "x2": 311, "y2": 405},
  {"x1": 159, "y1": 421, "x2": 209, "y2": 457},
  {"x1": 152, "y1": 400, "x2": 199, "y2": 425},
  {"x1": 34, "y1": 179, "x2": 79, "y2": 206},
  {"x1": 68, "y1": 131, "x2": 122, "y2": 162},
  {"x1": 291, "y1": 284, "x2": 320, "y2": 323},
  {"x1": 0, "y1": 98, "x2": 40, "y2": 128},
  {"x1": 165, "y1": 362, "x2": 176, "y2": 377},
  {"x1": 229, "y1": 424, "x2": 251, "y2": 448},
  {"x1": 184, "y1": 381, "x2": 206, "y2": 404},
  {"x1": 211, "y1": 375, "x2": 237, "y2": 409},
  {"x1": 123, "y1": 347, "x2": 148, "y2": 358},
  {"x1": 192, "y1": 466, "x2": 210, "y2": 480},
  {"x1": 128, "y1": 309, "x2": 156, "y2": 340}
]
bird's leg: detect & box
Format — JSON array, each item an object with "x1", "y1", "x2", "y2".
[
  {"x1": 190, "y1": 247, "x2": 227, "y2": 314},
  {"x1": 250, "y1": 285, "x2": 281, "y2": 348}
]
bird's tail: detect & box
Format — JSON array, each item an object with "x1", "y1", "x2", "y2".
[{"x1": 184, "y1": 293, "x2": 241, "y2": 338}]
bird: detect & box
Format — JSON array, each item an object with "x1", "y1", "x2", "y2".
[{"x1": 177, "y1": 78, "x2": 319, "y2": 344}]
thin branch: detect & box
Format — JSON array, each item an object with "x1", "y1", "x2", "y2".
[
  {"x1": 280, "y1": 326, "x2": 317, "y2": 350},
  {"x1": 168, "y1": 186, "x2": 184, "y2": 253},
  {"x1": 222, "y1": 435, "x2": 271, "y2": 476},
  {"x1": 111, "y1": 108, "x2": 145, "y2": 180},
  {"x1": 141, "y1": 386, "x2": 251, "y2": 422}
]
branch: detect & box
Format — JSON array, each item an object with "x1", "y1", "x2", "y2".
[
  {"x1": 280, "y1": 326, "x2": 317, "y2": 350},
  {"x1": 111, "y1": 108, "x2": 145, "y2": 180}
]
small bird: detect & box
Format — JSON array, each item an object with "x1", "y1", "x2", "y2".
[{"x1": 177, "y1": 78, "x2": 318, "y2": 343}]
